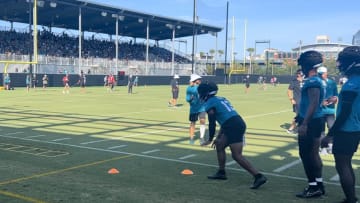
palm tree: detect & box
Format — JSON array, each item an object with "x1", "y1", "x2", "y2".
[
  {"x1": 209, "y1": 49, "x2": 215, "y2": 59},
  {"x1": 199, "y1": 52, "x2": 205, "y2": 59},
  {"x1": 218, "y1": 50, "x2": 224, "y2": 59}
]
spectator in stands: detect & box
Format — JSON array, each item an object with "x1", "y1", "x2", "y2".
[{"x1": 0, "y1": 30, "x2": 191, "y2": 64}]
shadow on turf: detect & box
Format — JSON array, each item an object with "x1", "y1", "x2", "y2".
[{"x1": 279, "y1": 123, "x2": 291, "y2": 130}]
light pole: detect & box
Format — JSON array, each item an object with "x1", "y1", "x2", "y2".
[
  {"x1": 191, "y1": 0, "x2": 197, "y2": 74},
  {"x1": 254, "y1": 40, "x2": 270, "y2": 75}
]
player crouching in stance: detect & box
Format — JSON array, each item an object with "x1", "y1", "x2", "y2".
[{"x1": 198, "y1": 82, "x2": 267, "y2": 189}]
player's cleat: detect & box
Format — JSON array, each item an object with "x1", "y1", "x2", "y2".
[
  {"x1": 207, "y1": 170, "x2": 227, "y2": 180},
  {"x1": 318, "y1": 183, "x2": 325, "y2": 195},
  {"x1": 286, "y1": 129, "x2": 297, "y2": 134},
  {"x1": 296, "y1": 186, "x2": 323, "y2": 198},
  {"x1": 200, "y1": 140, "x2": 212, "y2": 146},
  {"x1": 189, "y1": 139, "x2": 195, "y2": 145},
  {"x1": 250, "y1": 174, "x2": 267, "y2": 189}
]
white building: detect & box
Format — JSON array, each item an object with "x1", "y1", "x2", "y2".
[{"x1": 292, "y1": 35, "x2": 351, "y2": 59}]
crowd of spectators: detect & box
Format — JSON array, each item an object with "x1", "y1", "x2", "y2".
[{"x1": 0, "y1": 29, "x2": 191, "y2": 63}]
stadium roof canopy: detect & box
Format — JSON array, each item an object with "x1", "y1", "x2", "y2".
[{"x1": 1, "y1": 0, "x2": 222, "y2": 41}]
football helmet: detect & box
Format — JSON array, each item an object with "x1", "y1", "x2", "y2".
[
  {"x1": 297, "y1": 50, "x2": 323, "y2": 77},
  {"x1": 198, "y1": 82, "x2": 218, "y2": 102},
  {"x1": 337, "y1": 46, "x2": 360, "y2": 76}
]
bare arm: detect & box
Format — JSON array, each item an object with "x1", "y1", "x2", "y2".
[
  {"x1": 287, "y1": 89, "x2": 295, "y2": 104},
  {"x1": 207, "y1": 108, "x2": 216, "y2": 141}
]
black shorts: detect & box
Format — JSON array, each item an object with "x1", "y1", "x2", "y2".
[
  {"x1": 172, "y1": 90, "x2": 179, "y2": 99},
  {"x1": 292, "y1": 104, "x2": 299, "y2": 114},
  {"x1": 189, "y1": 112, "x2": 206, "y2": 122},
  {"x1": 297, "y1": 117, "x2": 324, "y2": 138},
  {"x1": 222, "y1": 115, "x2": 246, "y2": 144},
  {"x1": 245, "y1": 83, "x2": 250, "y2": 88},
  {"x1": 333, "y1": 131, "x2": 360, "y2": 156}
]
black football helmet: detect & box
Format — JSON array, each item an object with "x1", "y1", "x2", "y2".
[
  {"x1": 337, "y1": 46, "x2": 360, "y2": 76},
  {"x1": 297, "y1": 50, "x2": 323, "y2": 77},
  {"x1": 198, "y1": 82, "x2": 218, "y2": 102}
]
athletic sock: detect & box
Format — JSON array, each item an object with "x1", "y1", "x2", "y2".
[
  {"x1": 315, "y1": 178, "x2": 323, "y2": 183},
  {"x1": 200, "y1": 125, "x2": 206, "y2": 139}
]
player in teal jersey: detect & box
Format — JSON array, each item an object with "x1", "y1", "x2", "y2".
[
  {"x1": 186, "y1": 74, "x2": 206, "y2": 145},
  {"x1": 322, "y1": 46, "x2": 360, "y2": 203},
  {"x1": 295, "y1": 50, "x2": 326, "y2": 198},
  {"x1": 317, "y1": 66, "x2": 338, "y2": 155},
  {"x1": 198, "y1": 82, "x2": 267, "y2": 189}
]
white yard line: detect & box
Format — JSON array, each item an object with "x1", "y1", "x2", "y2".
[
  {"x1": 52, "y1": 138, "x2": 72, "y2": 142},
  {"x1": 107, "y1": 145, "x2": 127, "y2": 150},
  {"x1": 178, "y1": 154, "x2": 196, "y2": 160},
  {"x1": 226, "y1": 160, "x2": 237, "y2": 166},
  {"x1": 330, "y1": 174, "x2": 339, "y2": 181},
  {"x1": 273, "y1": 159, "x2": 302, "y2": 173},
  {"x1": 141, "y1": 149, "x2": 160, "y2": 154},
  {"x1": 244, "y1": 109, "x2": 291, "y2": 119},
  {"x1": 80, "y1": 139, "x2": 108, "y2": 145},
  {"x1": 122, "y1": 127, "x2": 184, "y2": 138},
  {"x1": 25, "y1": 135, "x2": 46, "y2": 138},
  {"x1": 4, "y1": 132, "x2": 24, "y2": 136}
]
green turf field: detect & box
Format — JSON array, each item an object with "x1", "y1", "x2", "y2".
[{"x1": 0, "y1": 84, "x2": 358, "y2": 203}]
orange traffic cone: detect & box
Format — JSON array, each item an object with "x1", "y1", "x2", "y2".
[
  {"x1": 108, "y1": 168, "x2": 120, "y2": 174},
  {"x1": 181, "y1": 169, "x2": 194, "y2": 175}
]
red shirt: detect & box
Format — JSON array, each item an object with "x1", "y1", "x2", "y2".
[{"x1": 108, "y1": 75, "x2": 115, "y2": 84}]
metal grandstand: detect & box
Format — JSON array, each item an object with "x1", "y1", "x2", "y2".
[
  {"x1": 1, "y1": 0, "x2": 221, "y2": 41},
  {"x1": 0, "y1": 0, "x2": 223, "y2": 75}
]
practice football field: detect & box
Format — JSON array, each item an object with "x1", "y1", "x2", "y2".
[{"x1": 0, "y1": 83, "x2": 358, "y2": 203}]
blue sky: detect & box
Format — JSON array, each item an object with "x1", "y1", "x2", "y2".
[
  {"x1": 4, "y1": 0, "x2": 359, "y2": 58},
  {"x1": 93, "y1": 0, "x2": 360, "y2": 58}
]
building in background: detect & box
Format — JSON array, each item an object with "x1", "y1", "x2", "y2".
[
  {"x1": 353, "y1": 30, "x2": 360, "y2": 45},
  {"x1": 292, "y1": 35, "x2": 351, "y2": 59}
]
